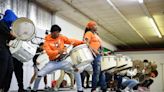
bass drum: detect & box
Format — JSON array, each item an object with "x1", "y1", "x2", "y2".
[{"x1": 36, "y1": 53, "x2": 49, "y2": 70}]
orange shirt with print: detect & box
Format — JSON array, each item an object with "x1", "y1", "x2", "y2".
[
  {"x1": 84, "y1": 31, "x2": 101, "y2": 52},
  {"x1": 43, "y1": 34, "x2": 84, "y2": 60}
]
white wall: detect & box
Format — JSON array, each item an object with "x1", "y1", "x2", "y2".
[
  {"x1": 54, "y1": 15, "x2": 84, "y2": 40},
  {"x1": 117, "y1": 51, "x2": 164, "y2": 92},
  {"x1": 54, "y1": 15, "x2": 117, "y2": 51}
]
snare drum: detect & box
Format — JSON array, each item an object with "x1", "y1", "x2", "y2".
[
  {"x1": 36, "y1": 53, "x2": 49, "y2": 70},
  {"x1": 101, "y1": 55, "x2": 117, "y2": 71},
  {"x1": 69, "y1": 44, "x2": 94, "y2": 68}
]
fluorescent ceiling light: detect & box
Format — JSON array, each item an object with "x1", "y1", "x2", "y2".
[
  {"x1": 106, "y1": 0, "x2": 114, "y2": 7},
  {"x1": 138, "y1": 0, "x2": 143, "y2": 3},
  {"x1": 138, "y1": 0, "x2": 162, "y2": 38},
  {"x1": 149, "y1": 18, "x2": 162, "y2": 38}
]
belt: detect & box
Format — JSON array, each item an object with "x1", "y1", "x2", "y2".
[{"x1": 51, "y1": 59, "x2": 62, "y2": 62}]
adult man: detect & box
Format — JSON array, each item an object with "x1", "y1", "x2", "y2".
[
  {"x1": 27, "y1": 43, "x2": 49, "y2": 90},
  {"x1": 32, "y1": 25, "x2": 84, "y2": 92},
  {"x1": 0, "y1": 9, "x2": 17, "y2": 92}
]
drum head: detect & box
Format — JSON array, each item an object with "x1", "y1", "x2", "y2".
[
  {"x1": 12, "y1": 17, "x2": 35, "y2": 41},
  {"x1": 37, "y1": 53, "x2": 49, "y2": 70}
]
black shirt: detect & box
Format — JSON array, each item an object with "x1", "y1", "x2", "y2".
[
  {"x1": 0, "y1": 20, "x2": 13, "y2": 48},
  {"x1": 33, "y1": 47, "x2": 43, "y2": 65}
]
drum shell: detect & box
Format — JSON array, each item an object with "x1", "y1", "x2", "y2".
[
  {"x1": 101, "y1": 55, "x2": 117, "y2": 71},
  {"x1": 70, "y1": 44, "x2": 94, "y2": 68},
  {"x1": 123, "y1": 57, "x2": 133, "y2": 69},
  {"x1": 36, "y1": 53, "x2": 49, "y2": 70},
  {"x1": 9, "y1": 40, "x2": 36, "y2": 63},
  {"x1": 116, "y1": 55, "x2": 128, "y2": 68},
  {"x1": 85, "y1": 64, "x2": 93, "y2": 74},
  {"x1": 117, "y1": 57, "x2": 133, "y2": 71}
]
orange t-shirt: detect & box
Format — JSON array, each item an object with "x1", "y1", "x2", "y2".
[
  {"x1": 43, "y1": 34, "x2": 84, "y2": 60},
  {"x1": 84, "y1": 31, "x2": 101, "y2": 52}
]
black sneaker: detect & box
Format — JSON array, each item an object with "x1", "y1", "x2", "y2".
[
  {"x1": 86, "y1": 85, "x2": 91, "y2": 88},
  {"x1": 27, "y1": 87, "x2": 31, "y2": 90},
  {"x1": 18, "y1": 89, "x2": 26, "y2": 92},
  {"x1": 102, "y1": 89, "x2": 107, "y2": 92},
  {"x1": 78, "y1": 90, "x2": 83, "y2": 92},
  {"x1": 44, "y1": 86, "x2": 50, "y2": 89},
  {"x1": 31, "y1": 90, "x2": 37, "y2": 92}
]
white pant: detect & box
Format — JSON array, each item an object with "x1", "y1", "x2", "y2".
[{"x1": 33, "y1": 60, "x2": 83, "y2": 91}]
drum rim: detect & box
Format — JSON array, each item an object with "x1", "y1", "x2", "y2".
[
  {"x1": 12, "y1": 17, "x2": 35, "y2": 41},
  {"x1": 69, "y1": 44, "x2": 88, "y2": 55}
]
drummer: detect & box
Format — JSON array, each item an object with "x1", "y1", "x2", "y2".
[
  {"x1": 0, "y1": 9, "x2": 17, "y2": 92},
  {"x1": 27, "y1": 42, "x2": 49, "y2": 90},
  {"x1": 83, "y1": 21, "x2": 107, "y2": 92},
  {"x1": 32, "y1": 24, "x2": 84, "y2": 92}
]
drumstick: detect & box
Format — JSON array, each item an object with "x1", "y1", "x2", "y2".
[
  {"x1": 61, "y1": 42, "x2": 76, "y2": 60},
  {"x1": 35, "y1": 52, "x2": 43, "y2": 55},
  {"x1": 55, "y1": 42, "x2": 75, "y2": 60}
]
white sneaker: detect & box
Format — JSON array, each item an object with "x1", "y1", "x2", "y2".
[
  {"x1": 124, "y1": 90, "x2": 130, "y2": 92},
  {"x1": 130, "y1": 89, "x2": 134, "y2": 92},
  {"x1": 124, "y1": 87, "x2": 130, "y2": 92}
]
